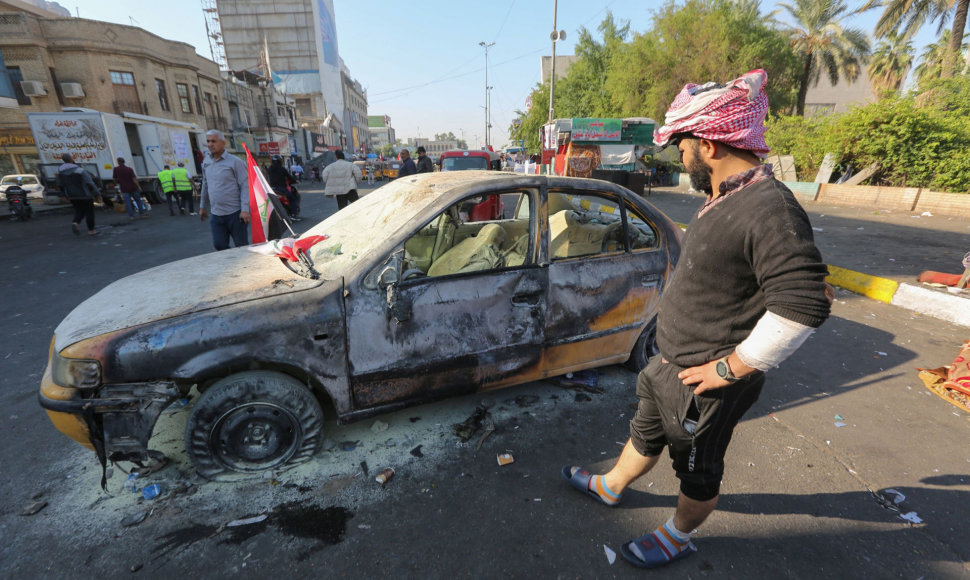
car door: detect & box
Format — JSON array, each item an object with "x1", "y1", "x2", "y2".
[
  {"x1": 542, "y1": 186, "x2": 667, "y2": 375},
  {"x1": 344, "y1": 189, "x2": 547, "y2": 409}
]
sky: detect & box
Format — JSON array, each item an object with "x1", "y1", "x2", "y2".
[{"x1": 64, "y1": 0, "x2": 941, "y2": 150}]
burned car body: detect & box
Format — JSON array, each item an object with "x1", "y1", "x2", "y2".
[{"x1": 39, "y1": 171, "x2": 682, "y2": 480}]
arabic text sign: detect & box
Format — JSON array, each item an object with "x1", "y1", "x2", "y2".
[
  {"x1": 571, "y1": 118, "x2": 622, "y2": 142},
  {"x1": 258, "y1": 142, "x2": 280, "y2": 155}
]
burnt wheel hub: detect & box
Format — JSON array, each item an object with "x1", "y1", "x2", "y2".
[{"x1": 210, "y1": 402, "x2": 302, "y2": 472}]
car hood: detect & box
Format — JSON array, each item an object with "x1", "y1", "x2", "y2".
[{"x1": 54, "y1": 248, "x2": 325, "y2": 351}]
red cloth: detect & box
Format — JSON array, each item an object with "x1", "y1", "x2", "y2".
[
  {"x1": 654, "y1": 69, "x2": 770, "y2": 157},
  {"x1": 275, "y1": 235, "x2": 329, "y2": 262},
  {"x1": 242, "y1": 143, "x2": 274, "y2": 244}
]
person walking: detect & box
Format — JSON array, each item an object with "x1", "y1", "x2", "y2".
[
  {"x1": 199, "y1": 129, "x2": 249, "y2": 250},
  {"x1": 268, "y1": 155, "x2": 301, "y2": 221},
  {"x1": 289, "y1": 161, "x2": 304, "y2": 182},
  {"x1": 57, "y1": 153, "x2": 102, "y2": 236},
  {"x1": 173, "y1": 162, "x2": 195, "y2": 215},
  {"x1": 156, "y1": 164, "x2": 178, "y2": 215},
  {"x1": 561, "y1": 70, "x2": 832, "y2": 570},
  {"x1": 415, "y1": 146, "x2": 433, "y2": 173},
  {"x1": 113, "y1": 157, "x2": 147, "y2": 219},
  {"x1": 321, "y1": 149, "x2": 362, "y2": 210},
  {"x1": 397, "y1": 149, "x2": 417, "y2": 178}
]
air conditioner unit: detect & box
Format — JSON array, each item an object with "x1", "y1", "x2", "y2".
[
  {"x1": 61, "y1": 82, "x2": 85, "y2": 98},
  {"x1": 20, "y1": 80, "x2": 47, "y2": 96}
]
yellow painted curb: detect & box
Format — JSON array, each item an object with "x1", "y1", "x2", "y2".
[{"x1": 826, "y1": 265, "x2": 898, "y2": 304}]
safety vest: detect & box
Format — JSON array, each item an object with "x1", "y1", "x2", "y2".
[
  {"x1": 172, "y1": 167, "x2": 192, "y2": 191},
  {"x1": 157, "y1": 169, "x2": 175, "y2": 193}
]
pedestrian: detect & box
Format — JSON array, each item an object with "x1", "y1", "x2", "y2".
[
  {"x1": 312, "y1": 166, "x2": 321, "y2": 182},
  {"x1": 156, "y1": 164, "x2": 178, "y2": 215},
  {"x1": 397, "y1": 149, "x2": 417, "y2": 178},
  {"x1": 57, "y1": 153, "x2": 102, "y2": 236},
  {"x1": 199, "y1": 129, "x2": 249, "y2": 251},
  {"x1": 289, "y1": 161, "x2": 304, "y2": 182},
  {"x1": 321, "y1": 149, "x2": 362, "y2": 210},
  {"x1": 173, "y1": 162, "x2": 196, "y2": 215},
  {"x1": 561, "y1": 69, "x2": 832, "y2": 570},
  {"x1": 268, "y1": 155, "x2": 301, "y2": 221},
  {"x1": 113, "y1": 157, "x2": 147, "y2": 219},
  {"x1": 415, "y1": 146, "x2": 433, "y2": 173}
]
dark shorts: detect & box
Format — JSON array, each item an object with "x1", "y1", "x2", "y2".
[{"x1": 629, "y1": 356, "x2": 764, "y2": 501}]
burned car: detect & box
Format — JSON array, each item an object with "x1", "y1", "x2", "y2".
[{"x1": 39, "y1": 171, "x2": 682, "y2": 481}]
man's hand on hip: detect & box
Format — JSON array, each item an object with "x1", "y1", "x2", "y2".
[
  {"x1": 239, "y1": 211, "x2": 250, "y2": 224},
  {"x1": 678, "y1": 353, "x2": 755, "y2": 396}
]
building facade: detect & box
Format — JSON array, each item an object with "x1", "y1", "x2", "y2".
[
  {"x1": 341, "y1": 67, "x2": 369, "y2": 154},
  {"x1": 368, "y1": 114, "x2": 395, "y2": 149},
  {"x1": 222, "y1": 70, "x2": 298, "y2": 161},
  {"x1": 0, "y1": 2, "x2": 226, "y2": 175},
  {"x1": 408, "y1": 137, "x2": 460, "y2": 156}
]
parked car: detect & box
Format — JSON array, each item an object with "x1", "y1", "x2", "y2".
[
  {"x1": 39, "y1": 171, "x2": 682, "y2": 482},
  {"x1": 0, "y1": 174, "x2": 45, "y2": 200}
]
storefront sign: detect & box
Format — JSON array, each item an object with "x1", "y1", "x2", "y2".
[
  {"x1": 258, "y1": 141, "x2": 280, "y2": 155},
  {"x1": 571, "y1": 118, "x2": 621, "y2": 142},
  {"x1": 0, "y1": 129, "x2": 35, "y2": 147}
]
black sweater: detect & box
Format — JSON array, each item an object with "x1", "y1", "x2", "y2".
[{"x1": 657, "y1": 177, "x2": 830, "y2": 368}]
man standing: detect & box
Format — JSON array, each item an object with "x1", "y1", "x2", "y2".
[
  {"x1": 320, "y1": 149, "x2": 362, "y2": 210},
  {"x1": 415, "y1": 146, "x2": 433, "y2": 173},
  {"x1": 57, "y1": 153, "x2": 102, "y2": 236},
  {"x1": 199, "y1": 129, "x2": 249, "y2": 250},
  {"x1": 268, "y1": 155, "x2": 301, "y2": 221},
  {"x1": 397, "y1": 149, "x2": 417, "y2": 178},
  {"x1": 113, "y1": 157, "x2": 147, "y2": 219},
  {"x1": 289, "y1": 160, "x2": 304, "y2": 182},
  {"x1": 561, "y1": 70, "x2": 831, "y2": 569},
  {"x1": 173, "y1": 162, "x2": 195, "y2": 215},
  {"x1": 157, "y1": 164, "x2": 178, "y2": 216}
]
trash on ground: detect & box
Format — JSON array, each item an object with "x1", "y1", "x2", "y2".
[
  {"x1": 497, "y1": 452, "x2": 515, "y2": 466},
  {"x1": 20, "y1": 500, "x2": 47, "y2": 516},
  {"x1": 453, "y1": 404, "x2": 491, "y2": 442},
  {"x1": 476, "y1": 416, "x2": 496, "y2": 451},
  {"x1": 834, "y1": 414, "x2": 844, "y2": 421},
  {"x1": 921, "y1": 211, "x2": 933, "y2": 217},
  {"x1": 375, "y1": 468, "x2": 395, "y2": 484},
  {"x1": 884, "y1": 488, "x2": 906, "y2": 504},
  {"x1": 916, "y1": 340, "x2": 970, "y2": 412},
  {"x1": 410, "y1": 445, "x2": 424, "y2": 458},
  {"x1": 551, "y1": 370, "x2": 601, "y2": 392},
  {"x1": 370, "y1": 420, "x2": 389, "y2": 433},
  {"x1": 834, "y1": 422, "x2": 847, "y2": 428},
  {"x1": 339, "y1": 440, "x2": 360, "y2": 452},
  {"x1": 121, "y1": 509, "x2": 149, "y2": 527},
  {"x1": 142, "y1": 484, "x2": 163, "y2": 500},
  {"x1": 899, "y1": 511, "x2": 923, "y2": 524},
  {"x1": 604, "y1": 544, "x2": 617, "y2": 565},
  {"x1": 812, "y1": 227, "x2": 823, "y2": 232},
  {"x1": 359, "y1": 461, "x2": 369, "y2": 477},
  {"x1": 124, "y1": 473, "x2": 139, "y2": 493},
  {"x1": 227, "y1": 514, "x2": 268, "y2": 527},
  {"x1": 875, "y1": 351, "x2": 888, "y2": 357}
]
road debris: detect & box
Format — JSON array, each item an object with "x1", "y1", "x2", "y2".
[
  {"x1": 227, "y1": 514, "x2": 268, "y2": 527},
  {"x1": 121, "y1": 509, "x2": 150, "y2": 527},
  {"x1": 375, "y1": 468, "x2": 395, "y2": 484},
  {"x1": 917, "y1": 340, "x2": 970, "y2": 412},
  {"x1": 359, "y1": 461, "x2": 369, "y2": 477},
  {"x1": 497, "y1": 452, "x2": 515, "y2": 466},
  {"x1": 604, "y1": 544, "x2": 617, "y2": 565},
  {"x1": 899, "y1": 512, "x2": 923, "y2": 524},
  {"x1": 551, "y1": 370, "x2": 601, "y2": 392},
  {"x1": 20, "y1": 500, "x2": 47, "y2": 516},
  {"x1": 142, "y1": 484, "x2": 163, "y2": 500},
  {"x1": 370, "y1": 420, "x2": 389, "y2": 433},
  {"x1": 410, "y1": 445, "x2": 424, "y2": 458},
  {"x1": 475, "y1": 417, "x2": 496, "y2": 451},
  {"x1": 453, "y1": 404, "x2": 490, "y2": 442}
]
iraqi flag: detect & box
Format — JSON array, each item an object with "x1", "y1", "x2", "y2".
[{"x1": 242, "y1": 143, "x2": 274, "y2": 244}]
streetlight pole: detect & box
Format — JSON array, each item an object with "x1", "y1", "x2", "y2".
[
  {"x1": 479, "y1": 41, "x2": 495, "y2": 149},
  {"x1": 548, "y1": 0, "x2": 563, "y2": 123}
]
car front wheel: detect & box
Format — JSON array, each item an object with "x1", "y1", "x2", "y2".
[
  {"x1": 626, "y1": 316, "x2": 659, "y2": 372},
  {"x1": 185, "y1": 371, "x2": 324, "y2": 480}
]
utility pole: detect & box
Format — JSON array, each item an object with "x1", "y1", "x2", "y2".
[
  {"x1": 548, "y1": 0, "x2": 565, "y2": 123},
  {"x1": 479, "y1": 41, "x2": 495, "y2": 148}
]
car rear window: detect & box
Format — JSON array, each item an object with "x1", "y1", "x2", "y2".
[{"x1": 441, "y1": 157, "x2": 489, "y2": 171}]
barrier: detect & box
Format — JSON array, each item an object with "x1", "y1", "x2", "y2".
[{"x1": 817, "y1": 184, "x2": 921, "y2": 211}]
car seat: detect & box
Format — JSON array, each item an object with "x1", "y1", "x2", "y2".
[{"x1": 427, "y1": 223, "x2": 507, "y2": 277}]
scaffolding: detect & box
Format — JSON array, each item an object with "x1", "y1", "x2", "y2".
[{"x1": 201, "y1": 0, "x2": 227, "y2": 71}]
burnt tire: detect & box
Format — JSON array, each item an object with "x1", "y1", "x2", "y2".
[
  {"x1": 185, "y1": 371, "x2": 324, "y2": 480},
  {"x1": 626, "y1": 316, "x2": 659, "y2": 372}
]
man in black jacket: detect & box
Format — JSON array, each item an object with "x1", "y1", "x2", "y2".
[
  {"x1": 562, "y1": 70, "x2": 831, "y2": 569},
  {"x1": 415, "y1": 146, "x2": 433, "y2": 173},
  {"x1": 57, "y1": 153, "x2": 102, "y2": 236},
  {"x1": 267, "y1": 155, "x2": 301, "y2": 221}
]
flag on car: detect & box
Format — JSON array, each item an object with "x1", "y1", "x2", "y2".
[
  {"x1": 247, "y1": 235, "x2": 329, "y2": 262},
  {"x1": 242, "y1": 142, "x2": 273, "y2": 244}
]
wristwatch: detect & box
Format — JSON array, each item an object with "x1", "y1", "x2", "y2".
[{"x1": 715, "y1": 356, "x2": 739, "y2": 383}]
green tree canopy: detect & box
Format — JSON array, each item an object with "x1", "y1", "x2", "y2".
[{"x1": 868, "y1": 30, "x2": 915, "y2": 92}]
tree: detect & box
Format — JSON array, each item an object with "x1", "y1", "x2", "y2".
[
  {"x1": 607, "y1": 0, "x2": 801, "y2": 121},
  {"x1": 863, "y1": 0, "x2": 969, "y2": 78},
  {"x1": 867, "y1": 30, "x2": 915, "y2": 92},
  {"x1": 553, "y1": 12, "x2": 630, "y2": 118},
  {"x1": 913, "y1": 29, "x2": 968, "y2": 84},
  {"x1": 380, "y1": 143, "x2": 398, "y2": 158},
  {"x1": 776, "y1": 0, "x2": 871, "y2": 116}
]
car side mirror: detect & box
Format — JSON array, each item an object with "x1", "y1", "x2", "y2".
[{"x1": 378, "y1": 253, "x2": 411, "y2": 322}]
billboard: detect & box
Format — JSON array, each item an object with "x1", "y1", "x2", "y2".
[{"x1": 312, "y1": 0, "x2": 345, "y2": 132}]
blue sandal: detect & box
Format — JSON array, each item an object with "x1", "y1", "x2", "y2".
[
  {"x1": 560, "y1": 466, "x2": 621, "y2": 506},
  {"x1": 620, "y1": 530, "x2": 696, "y2": 569}
]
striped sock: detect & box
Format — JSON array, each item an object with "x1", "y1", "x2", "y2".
[
  {"x1": 631, "y1": 517, "x2": 694, "y2": 562},
  {"x1": 587, "y1": 474, "x2": 622, "y2": 506}
]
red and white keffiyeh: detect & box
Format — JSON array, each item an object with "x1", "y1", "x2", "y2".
[{"x1": 653, "y1": 69, "x2": 770, "y2": 158}]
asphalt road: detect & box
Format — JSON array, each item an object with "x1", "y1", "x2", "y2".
[{"x1": 0, "y1": 182, "x2": 967, "y2": 578}]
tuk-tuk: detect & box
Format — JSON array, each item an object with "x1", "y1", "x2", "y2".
[{"x1": 384, "y1": 160, "x2": 402, "y2": 180}]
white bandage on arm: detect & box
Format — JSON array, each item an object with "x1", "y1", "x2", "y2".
[{"x1": 735, "y1": 311, "x2": 815, "y2": 371}]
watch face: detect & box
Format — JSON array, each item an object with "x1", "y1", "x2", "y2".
[{"x1": 716, "y1": 360, "x2": 729, "y2": 378}]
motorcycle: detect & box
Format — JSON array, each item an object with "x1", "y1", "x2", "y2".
[{"x1": 5, "y1": 185, "x2": 33, "y2": 221}]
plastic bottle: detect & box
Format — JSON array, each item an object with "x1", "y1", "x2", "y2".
[
  {"x1": 142, "y1": 483, "x2": 162, "y2": 500},
  {"x1": 124, "y1": 473, "x2": 139, "y2": 493}
]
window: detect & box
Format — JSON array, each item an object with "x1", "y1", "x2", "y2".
[
  {"x1": 547, "y1": 191, "x2": 626, "y2": 260},
  {"x1": 155, "y1": 79, "x2": 169, "y2": 111},
  {"x1": 6, "y1": 66, "x2": 29, "y2": 105},
  {"x1": 624, "y1": 202, "x2": 659, "y2": 251},
  {"x1": 403, "y1": 192, "x2": 532, "y2": 278},
  {"x1": 204, "y1": 91, "x2": 216, "y2": 119},
  {"x1": 176, "y1": 83, "x2": 191, "y2": 113},
  {"x1": 109, "y1": 70, "x2": 134, "y2": 86},
  {"x1": 192, "y1": 85, "x2": 202, "y2": 115}
]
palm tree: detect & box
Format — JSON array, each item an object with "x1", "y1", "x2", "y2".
[
  {"x1": 777, "y1": 0, "x2": 871, "y2": 115},
  {"x1": 868, "y1": 30, "x2": 915, "y2": 91},
  {"x1": 863, "y1": 0, "x2": 969, "y2": 78},
  {"x1": 913, "y1": 29, "x2": 968, "y2": 83}
]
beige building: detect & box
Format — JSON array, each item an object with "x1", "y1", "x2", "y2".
[
  {"x1": 803, "y1": 68, "x2": 878, "y2": 116},
  {"x1": 408, "y1": 137, "x2": 460, "y2": 156},
  {"x1": 0, "y1": 0, "x2": 226, "y2": 175},
  {"x1": 342, "y1": 68, "x2": 369, "y2": 153}
]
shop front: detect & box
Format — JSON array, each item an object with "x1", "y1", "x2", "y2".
[{"x1": 0, "y1": 128, "x2": 41, "y2": 177}]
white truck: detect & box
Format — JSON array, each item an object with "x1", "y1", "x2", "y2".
[{"x1": 27, "y1": 108, "x2": 205, "y2": 202}]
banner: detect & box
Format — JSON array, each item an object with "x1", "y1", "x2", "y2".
[
  {"x1": 242, "y1": 143, "x2": 274, "y2": 244},
  {"x1": 571, "y1": 118, "x2": 622, "y2": 142}
]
